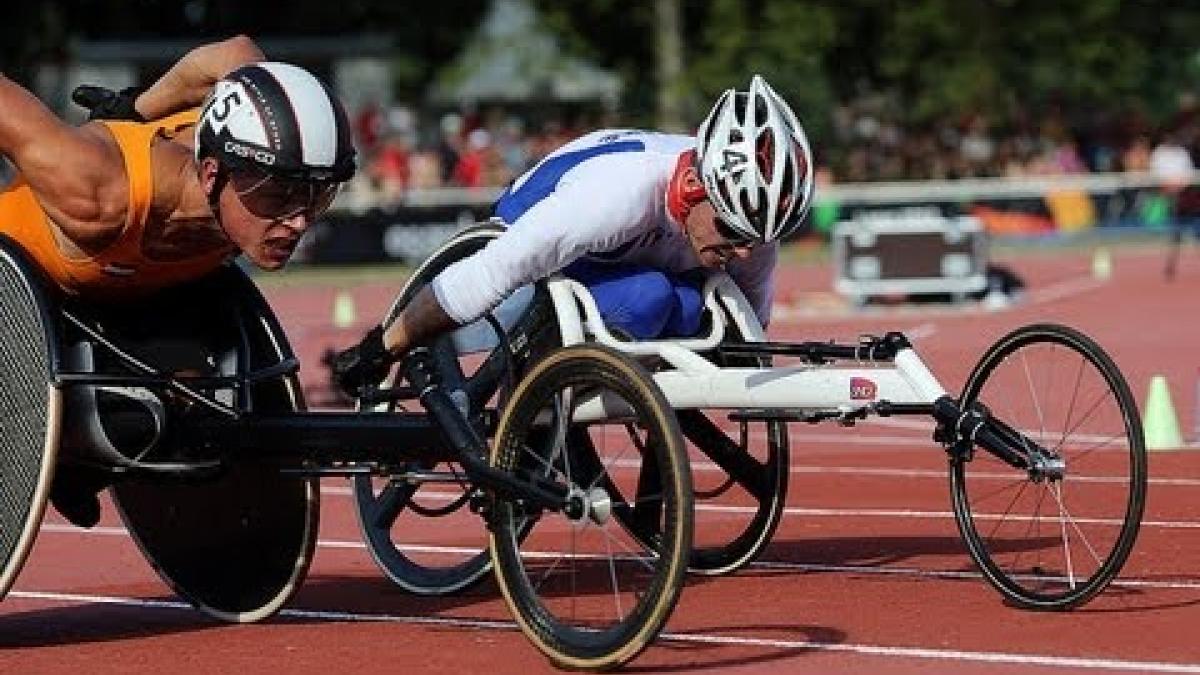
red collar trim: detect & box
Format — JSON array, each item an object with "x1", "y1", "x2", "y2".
[{"x1": 666, "y1": 149, "x2": 705, "y2": 226}]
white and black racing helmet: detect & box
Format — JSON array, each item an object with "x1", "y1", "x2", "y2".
[
  {"x1": 696, "y1": 75, "x2": 814, "y2": 244},
  {"x1": 196, "y1": 62, "x2": 356, "y2": 183}
]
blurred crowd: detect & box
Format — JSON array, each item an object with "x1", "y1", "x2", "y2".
[
  {"x1": 826, "y1": 91, "x2": 1200, "y2": 184},
  {"x1": 352, "y1": 101, "x2": 618, "y2": 200},
  {"x1": 324, "y1": 92, "x2": 1200, "y2": 202}
]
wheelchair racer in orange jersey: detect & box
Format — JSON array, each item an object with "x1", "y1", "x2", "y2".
[
  {"x1": 0, "y1": 36, "x2": 357, "y2": 525},
  {"x1": 0, "y1": 35, "x2": 356, "y2": 301}
]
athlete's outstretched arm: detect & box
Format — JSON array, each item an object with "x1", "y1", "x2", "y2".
[
  {"x1": 0, "y1": 74, "x2": 125, "y2": 243},
  {"x1": 133, "y1": 35, "x2": 265, "y2": 120},
  {"x1": 331, "y1": 286, "x2": 458, "y2": 395},
  {"x1": 381, "y1": 286, "x2": 459, "y2": 357}
]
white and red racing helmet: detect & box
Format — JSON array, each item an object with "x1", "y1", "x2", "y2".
[{"x1": 696, "y1": 75, "x2": 814, "y2": 244}]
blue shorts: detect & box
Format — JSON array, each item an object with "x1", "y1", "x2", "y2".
[{"x1": 564, "y1": 259, "x2": 704, "y2": 340}]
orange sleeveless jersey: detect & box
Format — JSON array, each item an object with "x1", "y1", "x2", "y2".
[{"x1": 0, "y1": 111, "x2": 235, "y2": 299}]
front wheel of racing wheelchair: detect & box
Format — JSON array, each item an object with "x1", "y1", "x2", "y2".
[{"x1": 946, "y1": 323, "x2": 1147, "y2": 610}]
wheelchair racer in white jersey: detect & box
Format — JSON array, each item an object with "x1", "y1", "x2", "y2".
[{"x1": 333, "y1": 75, "x2": 815, "y2": 393}]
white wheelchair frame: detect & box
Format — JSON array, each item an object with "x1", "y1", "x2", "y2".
[
  {"x1": 541, "y1": 271, "x2": 948, "y2": 421},
  {"x1": 367, "y1": 224, "x2": 1144, "y2": 614}
]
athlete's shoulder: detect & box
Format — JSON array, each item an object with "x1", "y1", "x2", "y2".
[{"x1": 569, "y1": 129, "x2": 692, "y2": 154}]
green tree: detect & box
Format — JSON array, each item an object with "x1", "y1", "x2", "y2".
[
  {"x1": 874, "y1": 0, "x2": 1197, "y2": 124},
  {"x1": 687, "y1": 0, "x2": 837, "y2": 134},
  {"x1": 533, "y1": 0, "x2": 659, "y2": 124}
]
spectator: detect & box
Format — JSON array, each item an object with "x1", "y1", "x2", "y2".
[
  {"x1": 1150, "y1": 130, "x2": 1196, "y2": 192},
  {"x1": 1122, "y1": 135, "x2": 1152, "y2": 172},
  {"x1": 436, "y1": 113, "x2": 464, "y2": 185},
  {"x1": 452, "y1": 128, "x2": 492, "y2": 188},
  {"x1": 354, "y1": 100, "x2": 384, "y2": 155},
  {"x1": 368, "y1": 131, "x2": 413, "y2": 199}
]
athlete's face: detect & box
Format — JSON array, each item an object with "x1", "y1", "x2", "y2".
[
  {"x1": 683, "y1": 200, "x2": 754, "y2": 268},
  {"x1": 203, "y1": 161, "x2": 336, "y2": 270},
  {"x1": 217, "y1": 186, "x2": 310, "y2": 270}
]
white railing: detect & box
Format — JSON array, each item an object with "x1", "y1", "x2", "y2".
[{"x1": 331, "y1": 170, "x2": 1178, "y2": 214}]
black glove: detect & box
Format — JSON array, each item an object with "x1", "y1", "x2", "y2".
[
  {"x1": 71, "y1": 85, "x2": 146, "y2": 122},
  {"x1": 332, "y1": 325, "x2": 395, "y2": 397}
]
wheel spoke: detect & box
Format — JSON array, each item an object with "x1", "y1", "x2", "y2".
[
  {"x1": 594, "y1": 520, "x2": 660, "y2": 573},
  {"x1": 1048, "y1": 481, "x2": 1107, "y2": 567},
  {"x1": 1052, "y1": 481, "x2": 1076, "y2": 589},
  {"x1": 1019, "y1": 349, "x2": 1048, "y2": 442},
  {"x1": 603, "y1": 526, "x2": 626, "y2": 621},
  {"x1": 1053, "y1": 388, "x2": 1117, "y2": 455},
  {"x1": 1056, "y1": 354, "x2": 1088, "y2": 452}
]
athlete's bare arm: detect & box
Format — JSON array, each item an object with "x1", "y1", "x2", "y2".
[
  {"x1": 382, "y1": 286, "x2": 459, "y2": 357},
  {"x1": 0, "y1": 74, "x2": 126, "y2": 249},
  {"x1": 134, "y1": 35, "x2": 265, "y2": 121}
]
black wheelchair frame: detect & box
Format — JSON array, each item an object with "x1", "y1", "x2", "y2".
[{"x1": 0, "y1": 234, "x2": 693, "y2": 671}]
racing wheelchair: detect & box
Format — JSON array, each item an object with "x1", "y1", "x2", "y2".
[
  {"x1": 0, "y1": 233, "x2": 694, "y2": 671},
  {"x1": 354, "y1": 223, "x2": 1147, "y2": 611}
]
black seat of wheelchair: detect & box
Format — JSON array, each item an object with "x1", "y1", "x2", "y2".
[{"x1": 93, "y1": 389, "x2": 161, "y2": 452}]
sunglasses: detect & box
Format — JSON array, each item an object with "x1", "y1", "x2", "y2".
[
  {"x1": 230, "y1": 168, "x2": 340, "y2": 221},
  {"x1": 713, "y1": 215, "x2": 756, "y2": 248}
]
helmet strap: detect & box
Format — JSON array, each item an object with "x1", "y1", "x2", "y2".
[
  {"x1": 666, "y1": 150, "x2": 706, "y2": 227},
  {"x1": 205, "y1": 162, "x2": 238, "y2": 246}
]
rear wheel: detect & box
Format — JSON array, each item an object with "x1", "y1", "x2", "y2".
[
  {"x1": 354, "y1": 224, "x2": 558, "y2": 595},
  {"x1": 950, "y1": 323, "x2": 1146, "y2": 609},
  {"x1": 0, "y1": 239, "x2": 60, "y2": 602},
  {"x1": 489, "y1": 344, "x2": 692, "y2": 669},
  {"x1": 680, "y1": 320, "x2": 788, "y2": 574}
]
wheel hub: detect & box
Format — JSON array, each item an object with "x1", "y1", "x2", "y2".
[{"x1": 564, "y1": 486, "x2": 613, "y2": 526}]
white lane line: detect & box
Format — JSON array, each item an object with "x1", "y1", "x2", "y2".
[
  {"x1": 1028, "y1": 276, "x2": 1109, "y2": 305},
  {"x1": 773, "y1": 507, "x2": 1200, "y2": 530},
  {"x1": 746, "y1": 560, "x2": 1200, "y2": 592},
  {"x1": 770, "y1": 274, "x2": 1104, "y2": 321},
  {"x1": 7, "y1": 589, "x2": 1200, "y2": 673},
  {"x1": 50, "y1": 499, "x2": 1200, "y2": 534},
  {"x1": 36, "y1": 524, "x2": 1200, "y2": 591},
  {"x1": 903, "y1": 322, "x2": 939, "y2": 340},
  {"x1": 666, "y1": 633, "x2": 1200, "y2": 674}
]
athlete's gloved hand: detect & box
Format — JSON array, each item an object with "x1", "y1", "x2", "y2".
[
  {"x1": 332, "y1": 325, "x2": 395, "y2": 397},
  {"x1": 71, "y1": 85, "x2": 146, "y2": 122}
]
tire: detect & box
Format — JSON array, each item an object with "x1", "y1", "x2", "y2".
[
  {"x1": 949, "y1": 323, "x2": 1147, "y2": 609},
  {"x1": 0, "y1": 238, "x2": 60, "y2": 602},
  {"x1": 489, "y1": 344, "x2": 692, "y2": 670},
  {"x1": 109, "y1": 265, "x2": 318, "y2": 622},
  {"x1": 354, "y1": 224, "x2": 558, "y2": 595}
]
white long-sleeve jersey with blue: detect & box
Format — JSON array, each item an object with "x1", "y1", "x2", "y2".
[{"x1": 430, "y1": 129, "x2": 778, "y2": 329}]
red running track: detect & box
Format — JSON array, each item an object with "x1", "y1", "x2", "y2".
[{"x1": 4, "y1": 244, "x2": 1200, "y2": 673}]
